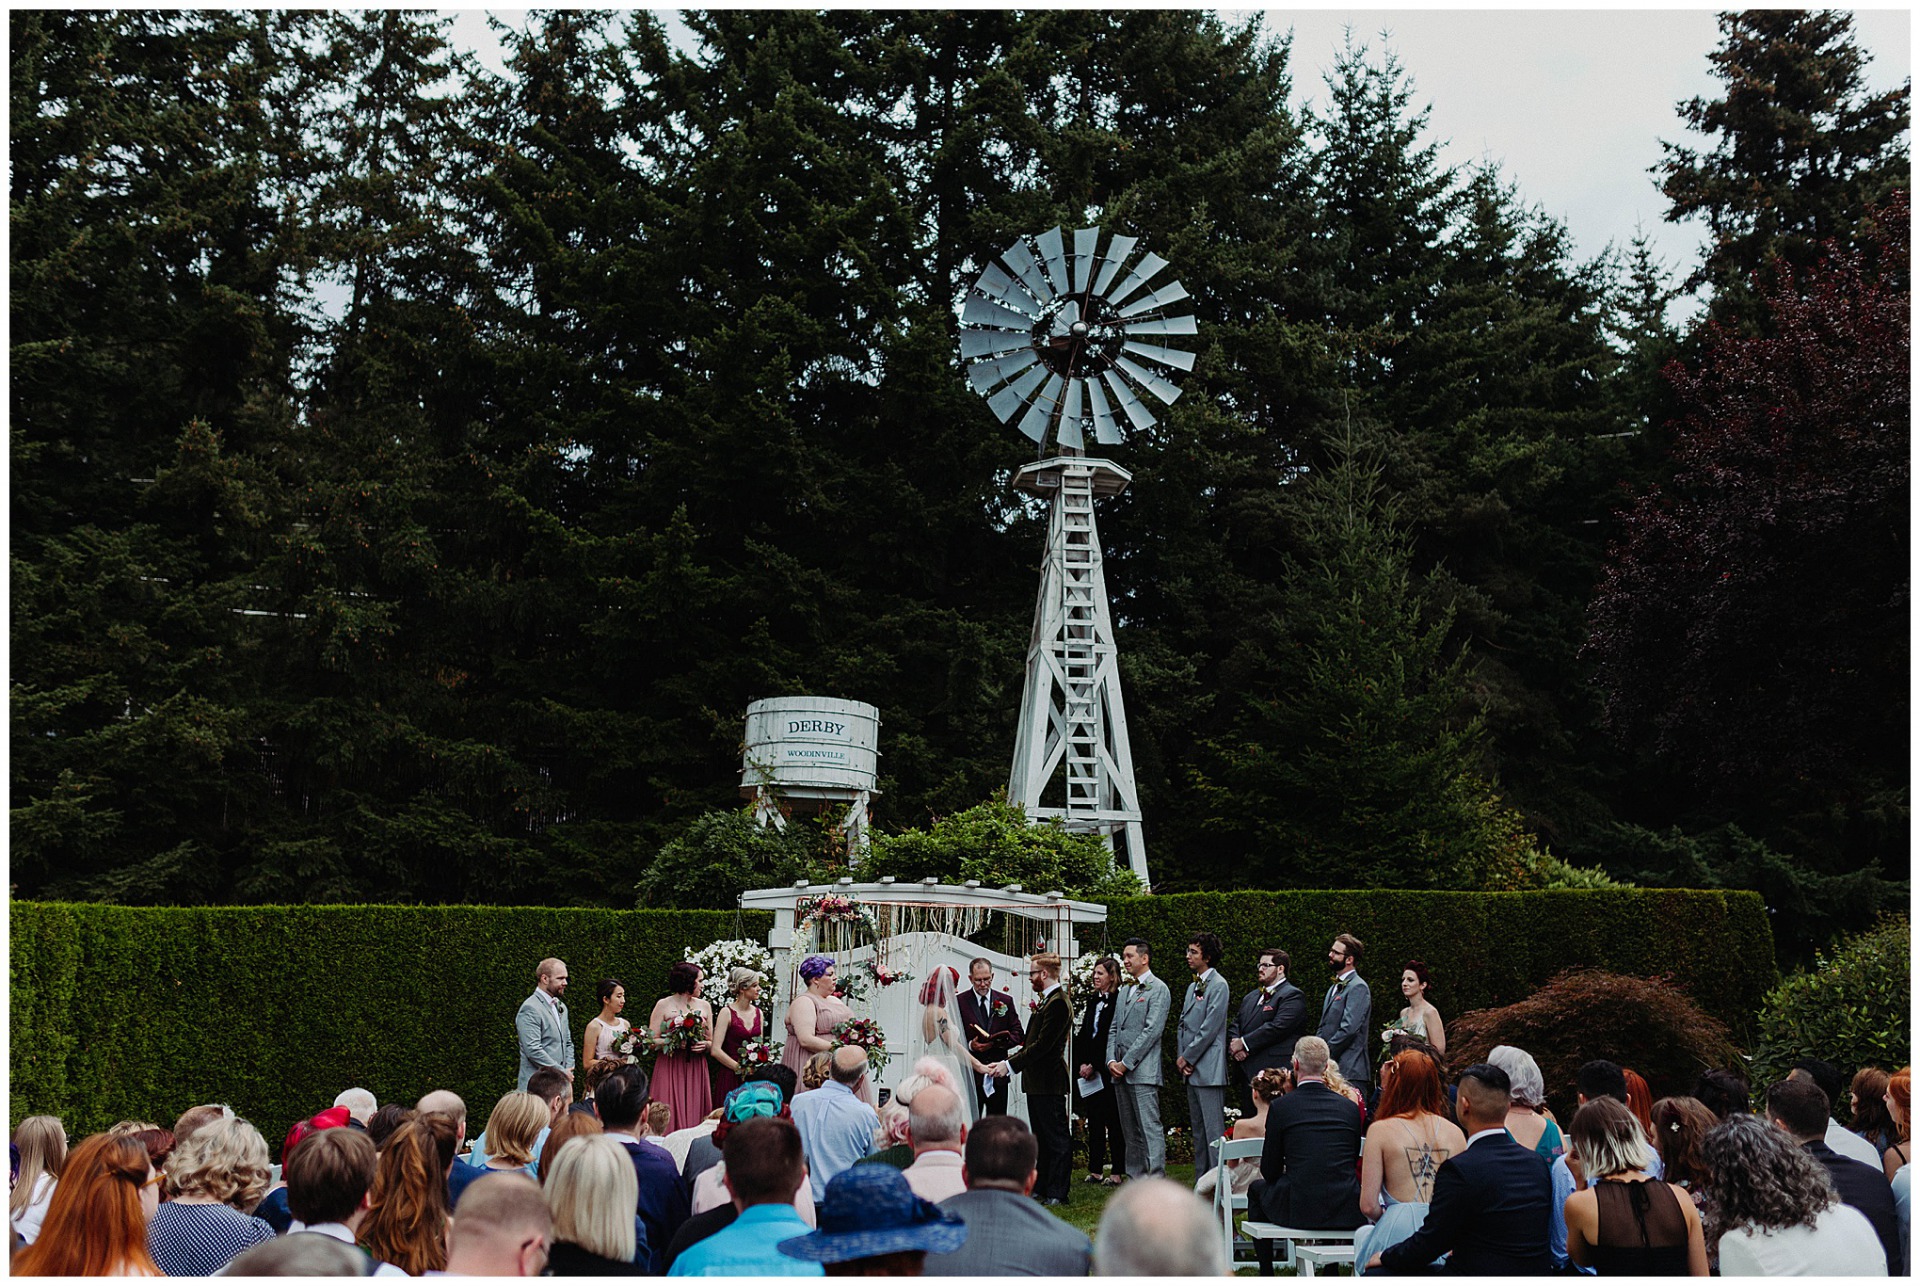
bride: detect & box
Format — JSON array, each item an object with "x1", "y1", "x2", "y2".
[{"x1": 912, "y1": 965, "x2": 988, "y2": 1122}]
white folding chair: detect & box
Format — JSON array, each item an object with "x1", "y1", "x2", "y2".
[{"x1": 1212, "y1": 1136, "x2": 1266, "y2": 1271}]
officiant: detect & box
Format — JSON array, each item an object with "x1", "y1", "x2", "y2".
[
  {"x1": 984, "y1": 952, "x2": 1074, "y2": 1206},
  {"x1": 959, "y1": 958, "x2": 1024, "y2": 1115}
]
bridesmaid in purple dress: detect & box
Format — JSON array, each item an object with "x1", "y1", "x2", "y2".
[
  {"x1": 645, "y1": 962, "x2": 714, "y2": 1133},
  {"x1": 708, "y1": 967, "x2": 767, "y2": 1101}
]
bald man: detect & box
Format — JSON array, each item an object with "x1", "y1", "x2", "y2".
[
  {"x1": 445, "y1": 1173, "x2": 553, "y2": 1276},
  {"x1": 516, "y1": 957, "x2": 574, "y2": 1091}
]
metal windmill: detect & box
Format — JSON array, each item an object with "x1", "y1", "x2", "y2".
[{"x1": 959, "y1": 224, "x2": 1198, "y2": 886}]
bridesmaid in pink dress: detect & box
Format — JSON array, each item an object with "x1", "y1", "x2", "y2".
[
  {"x1": 708, "y1": 967, "x2": 766, "y2": 1101},
  {"x1": 782, "y1": 955, "x2": 852, "y2": 1081},
  {"x1": 646, "y1": 962, "x2": 714, "y2": 1132}
]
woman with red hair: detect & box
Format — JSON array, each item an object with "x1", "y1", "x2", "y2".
[
  {"x1": 1882, "y1": 1066, "x2": 1910, "y2": 1181},
  {"x1": 12, "y1": 1133, "x2": 161, "y2": 1276},
  {"x1": 1622, "y1": 1068, "x2": 1661, "y2": 1152},
  {"x1": 914, "y1": 963, "x2": 987, "y2": 1120},
  {"x1": 1354, "y1": 1049, "x2": 1467, "y2": 1273}
]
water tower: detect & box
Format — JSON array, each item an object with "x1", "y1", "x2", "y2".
[{"x1": 739, "y1": 697, "x2": 880, "y2": 857}]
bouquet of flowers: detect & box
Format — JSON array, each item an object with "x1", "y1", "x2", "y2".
[
  {"x1": 829, "y1": 1016, "x2": 891, "y2": 1077},
  {"x1": 736, "y1": 1036, "x2": 783, "y2": 1078},
  {"x1": 658, "y1": 1012, "x2": 707, "y2": 1057},
  {"x1": 1380, "y1": 1017, "x2": 1418, "y2": 1048},
  {"x1": 610, "y1": 1027, "x2": 648, "y2": 1064},
  {"x1": 804, "y1": 894, "x2": 863, "y2": 923}
]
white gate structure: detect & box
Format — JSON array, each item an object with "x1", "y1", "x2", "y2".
[{"x1": 739, "y1": 878, "x2": 1109, "y2": 1119}]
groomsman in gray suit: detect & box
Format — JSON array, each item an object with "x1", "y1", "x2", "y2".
[
  {"x1": 1107, "y1": 937, "x2": 1171, "y2": 1178},
  {"x1": 1176, "y1": 932, "x2": 1230, "y2": 1183},
  {"x1": 515, "y1": 957, "x2": 575, "y2": 1091},
  {"x1": 1317, "y1": 934, "x2": 1373, "y2": 1092}
]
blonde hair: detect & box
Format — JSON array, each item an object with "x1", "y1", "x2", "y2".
[
  {"x1": 874, "y1": 1100, "x2": 911, "y2": 1149},
  {"x1": 803, "y1": 1050, "x2": 833, "y2": 1090},
  {"x1": 164, "y1": 1116, "x2": 271, "y2": 1210},
  {"x1": 1572, "y1": 1097, "x2": 1656, "y2": 1179},
  {"x1": 483, "y1": 1092, "x2": 550, "y2": 1169},
  {"x1": 544, "y1": 1135, "x2": 637, "y2": 1262},
  {"x1": 727, "y1": 967, "x2": 763, "y2": 996},
  {"x1": 10, "y1": 1116, "x2": 66, "y2": 1219},
  {"x1": 1324, "y1": 1061, "x2": 1357, "y2": 1103}
]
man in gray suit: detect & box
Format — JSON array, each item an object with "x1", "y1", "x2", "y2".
[
  {"x1": 1317, "y1": 933, "x2": 1372, "y2": 1091},
  {"x1": 1176, "y1": 931, "x2": 1229, "y2": 1183},
  {"x1": 923, "y1": 1116, "x2": 1092, "y2": 1276},
  {"x1": 1106, "y1": 937, "x2": 1171, "y2": 1179},
  {"x1": 515, "y1": 957, "x2": 575, "y2": 1091}
]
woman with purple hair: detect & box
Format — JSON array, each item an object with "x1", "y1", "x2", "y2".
[{"x1": 783, "y1": 955, "x2": 853, "y2": 1084}]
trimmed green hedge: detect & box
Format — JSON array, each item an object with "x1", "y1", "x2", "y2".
[
  {"x1": 11, "y1": 890, "x2": 1772, "y2": 1143},
  {"x1": 10, "y1": 904, "x2": 769, "y2": 1143}
]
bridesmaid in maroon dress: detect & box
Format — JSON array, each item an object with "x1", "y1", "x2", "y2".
[
  {"x1": 708, "y1": 967, "x2": 767, "y2": 1101},
  {"x1": 645, "y1": 962, "x2": 714, "y2": 1132}
]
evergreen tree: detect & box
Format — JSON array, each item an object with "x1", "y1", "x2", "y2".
[{"x1": 1658, "y1": 10, "x2": 1909, "y2": 332}]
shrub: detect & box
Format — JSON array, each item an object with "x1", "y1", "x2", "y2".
[
  {"x1": 1447, "y1": 969, "x2": 1742, "y2": 1120},
  {"x1": 1749, "y1": 915, "x2": 1911, "y2": 1101},
  {"x1": 634, "y1": 808, "x2": 826, "y2": 909},
  {"x1": 860, "y1": 798, "x2": 1142, "y2": 902}
]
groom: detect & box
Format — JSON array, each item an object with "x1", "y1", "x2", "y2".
[{"x1": 985, "y1": 952, "x2": 1073, "y2": 1204}]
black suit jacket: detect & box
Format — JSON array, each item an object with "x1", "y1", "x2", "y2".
[
  {"x1": 1256, "y1": 1080, "x2": 1364, "y2": 1231},
  {"x1": 1010, "y1": 987, "x2": 1072, "y2": 1096},
  {"x1": 618, "y1": 1139, "x2": 691, "y2": 1276},
  {"x1": 1229, "y1": 978, "x2": 1307, "y2": 1078},
  {"x1": 958, "y1": 986, "x2": 1024, "y2": 1056},
  {"x1": 1377, "y1": 1131, "x2": 1552, "y2": 1275},
  {"x1": 1806, "y1": 1138, "x2": 1902, "y2": 1274},
  {"x1": 1074, "y1": 991, "x2": 1117, "y2": 1093}
]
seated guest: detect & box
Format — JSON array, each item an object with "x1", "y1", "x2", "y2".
[
  {"x1": 1488, "y1": 1045, "x2": 1563, "y2": 1163},
  {"x1": 417, "y1": 1089, "x2": 489, "y2": 1206},
  {"x1": 1092, "y1": 1176, "x2": 1226, "y2": 1276},
  {"x1": 444, "y1": 1172, "x2": 553, "y2": 1277},
  {"x1": 922, "y1": 1115, "x2": 1092, "y2": 1276},
  {"x1": 1702, "y1": 1113, "x2": 1886, "y2": 1275},
  {"x1": 1355, "y1": 1048, "x2": 1468, "y2": 1273},
  {"x1": 1561, "y1": 1097, "x2": 1707, "y2": 1275},
  {"x1": 255, "y1": 1105, "x2": 352, "y2": 1233},
  {"x1": 597, "y1": 1065, "x2": 692, "y2": 1274},
  {"x1": 171, "y1": 1104, "x2": 233, "y2": 1150},
  {"x1": 777, "y1": 1164, "x2": 967, "y2": 1276},
  {"x1": 1883, "y1": 1066, "x2": 1911, "y2": 1181},
  {"x1": 670, "y1": 1117, "x2": 821, "y2": 1276},
  {"x1": 367, "y1": 1104, "x2": 413, "y2": 1153},
  {"x1": 1550, "y1": 1058, "x2": 1662, "y2": 1271},
  {"x1": 9, "y1": 1115, "x2": 65, "y2": 1245},
  {"x1": 477, "y1": 1091, "x2": 549, "y2": 1180},
  {"x1": 282, "y1": 1126, "x2": 405, "y2": 1275},
  {"x1": 577, "y1": 1055, "x2": 630, "y2": 1118},
  {"x1": 1196, "y1": 1066, "x2": 1290, "y2": 1201},
  {"x1": 691, "y1": 1083, "x2": 815, "y2": 1220},
  {"x1": 1368, "y1": 1063, "x2": 1554, "y2": 1275},
  {"x1": 473, "y1": 1068, "x2": 571, "y2": 1171},
  {"x1": 1692, "y1": 1067, "x2": 1751, "y2": 1121},
  {"x1": 538, "y1": 1110, "x2": 604, "y2": 1186},
  {"x1": 1767, "y1": 1076, "x2": 1902, "y2": 1274},
  {"x1": 684, "y1": 1065, "x2": 798, "y2": 1183},
  {"x1": 1789, "y1": 1060, "x2": 1886, "y2": 1170},
  {"x1": 901, "y1": 1085, "x2": 968, "y2": 1204},
  {"x1": 544, "y1": 1134, "x2": 644, "y2": 1273},
  {"x1": 223, "y1": 1231, "x2": 374, "y2": 1276},
  {"x1": 1248, "y1": 1035, "x2": 1364, "y2": 1270},
  {"x1": 791, "y1": 1046, "x2": 882, "y2": 1202},
  {"x1": 1651, "y1": 1096, "x2": 1724, "y2": 1273},
  {"x1": 333, "y1": 1087, "x2": 378, "y2": 1126},
  {"x1": 800, "y1": 1050, "x2": 834, "y2": 1093},
  {"x1": 361, "y1": 1114, "x2": 457, "y2": 1274},
  {"x1": 1850, "y1": 1067, "x2": 1898, "y2": 1157},
  {"x1": 147, "y1": 1115, "x2": 276, "y2": 1274},
  {"x1": 12, "y1": 1133, "x2": 162, "y2": 1276}
]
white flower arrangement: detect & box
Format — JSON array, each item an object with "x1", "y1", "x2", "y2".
[
  {"x1": 686, "y1": 938, "x2": 777, "y2": 1013},
  {"x1": 1069, "y1": 951, "x2": 1105, "y2": 995}
]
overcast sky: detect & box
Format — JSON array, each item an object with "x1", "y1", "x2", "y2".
[{"x1": 446, "y1": 8, "x2": 1911, "y2": 317}]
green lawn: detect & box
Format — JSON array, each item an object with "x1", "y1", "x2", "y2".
[{"x1": 1046, "y1": 1163, "x2": 1198, "y2": 1238}]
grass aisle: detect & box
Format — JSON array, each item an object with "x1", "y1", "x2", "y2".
[{"x1": 1048, "y1": 1163, "x2": 1197, "y2": 1238}]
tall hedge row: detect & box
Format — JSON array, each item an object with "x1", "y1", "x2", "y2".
[{"x1": 11, "y1": 890, "x2": 1772, "y2": 1141}]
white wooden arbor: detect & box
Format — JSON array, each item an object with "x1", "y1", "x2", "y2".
[
  {"x1": 1007, "y1": 456, "x2": 1150, "y2": 884},
  {"x1": 739, "y1": 878, "x2": 1109, "y2": 1116}
]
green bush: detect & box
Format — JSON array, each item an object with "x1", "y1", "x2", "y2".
[
  {"x1": 10, "y1": 903, "x2": 770, "y2": 1143},
  {"x1": 634, "y1": 808, "x2": 827, "y2": 910},
  {"x1": 1749, "y1": 915, "x2": 1911, "y2": 1100},
  {"x1": 861, "y1": 799, "x2": 1143, "y2": 902}
]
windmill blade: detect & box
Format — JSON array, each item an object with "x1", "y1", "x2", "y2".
[
  {"x1": 1017, "y1": 374, "x2": 1066, "y2": 443},
  {"x1": 1071, "y1": 227, "x2": 1100, "y2": 293},
  {"x1": 1104, "y1": 252, "x2": 1169, "y2": 307},
  {"x1": 1122, "y1": 340, "x2": 1196, "y2": 372},
  {"x1": 975, "y1": 263, "x2": 1039, "y2": 314},
  {"x1": 1048, "y1": 298, "x2": 1082, "y2": 338},
  {"x1": 1001, "y1": 238, "x2": 1054, "y2": 305},
  {"x1": 1056, "y1": 401, "x2": 1085, "y2": 450},
  {"x1": 966, "y1": 349, "x2": 1041, "y2": 393},
  {"x1": 1060, "y1": 376, "x2": 1085, "y2": 432},
  {"x1": 986, "y1": 365, "x2": 1048, "y2": 424},
  {"x1": 1103, "y1": 369, "x2": 1158, "y2": 431},
  {"x1": 1035, "y1": 226, "x2": 1069, "y2": 294},
  {"x1": 1121, "y1": 315, "x2": 1198, "y2": 337},
  {"x1": 1114, "y1": 353, "x2": 1185, "y2": 405},
  {"x1": 962, "y1": 295, "x2": 1038, "y2": 332},
  {"x1": 1086, "y1": 377, "x2": 1124, "y2": 445},
  {"x1": 1091, "y1": 233, "x2": 1139, "y2": 297},
  {"x1": 961, "y1": 328, "x2": 1030, "y2": 359},
  {"x1": 1116, "y1": 281, "x2": 1191, "y2": 318}
]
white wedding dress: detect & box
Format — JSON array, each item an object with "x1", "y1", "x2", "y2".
[{"x1": 903, "y1": 965, "x2": 982, "y2": 1123}]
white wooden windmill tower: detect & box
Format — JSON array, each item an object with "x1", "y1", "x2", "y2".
[{"x1": 958, "y1": 225, "x2": 1198, "y2": 887}]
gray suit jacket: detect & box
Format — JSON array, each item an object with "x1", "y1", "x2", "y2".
[
  {"x1": 1316, "y1": 972, "x2": 1372, "y2": 1085},
  {"x1": 516, "y1": 990, "x2": 574, "y2": 1090},
  {"x1": 924, "y1": 1188, "x2": 1093, "y2": 1276},
  {"x1": 1177, "y1": 969, "x2": 1229, "y2": 1087},
  {"x1": 1110, "y1": 970, "x2": 1171, "y2": 1087}
]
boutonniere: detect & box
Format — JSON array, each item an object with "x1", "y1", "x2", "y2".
[
  {"x1": 1193, "y1": 979, "x2": 1209, "y2": 998},
  {"x1": 991, "y1": 999, "x2": 1008, "y2": 1018}
]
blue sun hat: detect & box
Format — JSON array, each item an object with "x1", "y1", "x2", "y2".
[{"x1": 777, "y1": 1165, "x2": 968, "y2": 1264}]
